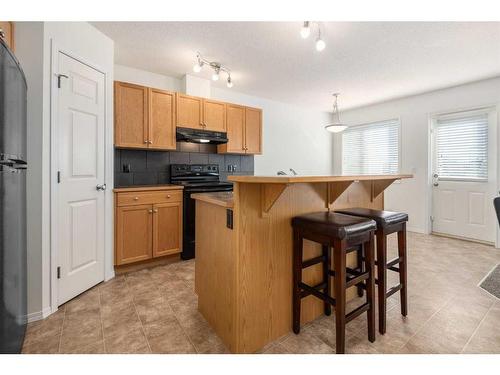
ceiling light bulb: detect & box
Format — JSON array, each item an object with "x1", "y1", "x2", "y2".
[
  {"x1": 193, "y1": 62, "x2": 202, "y2": 73},
  {"x1": 227, "y1": 77, "x2": 233, "y2": 88},
  {"x1": 315, "y1": 38, "x2": 326, "y2": 52},
  {"x1": 300, "y1": 21, "x2": 311, "y2": 39},
  {"x1": 212, "y1": 71, "x2": 220, "y2": 81}
]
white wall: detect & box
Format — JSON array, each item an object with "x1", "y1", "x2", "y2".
[
  {"x1": 333, "y1": 77, "x2": 500, "y2": 234},
  {"x1": 115, "y1": 64, "x2": 334, "y2": 175},
  {"x1": 15, "y1": 22, "x2": 114, "y2": 320}
]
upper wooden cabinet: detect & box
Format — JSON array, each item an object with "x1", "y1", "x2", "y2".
[
  {"x1": 203, "y1": 99, "x2": 226, "y2": 132},
  {"x1": 115, "y1": 81, "x2": 176, "y2": 150},
  {"x1": 115, "y1": 81, "x2": 262, "y2": 154},
  {"x1": 149, "y1": 88, "x2": 176, "y2": 150},
  {"x1": 218, "y1": 105, "x2": 262, "y2": 155},
  {"x1": 0, "y1": 22, "x2": 14, "y2": 51},
  {"x1": 244, "y1": 107, "x2": 262, "y2": 154},
  {"x1": 176, "y1": 94, "x2": 203, "y2": 129},
  {"x1": 176, "y1": 94, "x2": 226, "y2": 132}
]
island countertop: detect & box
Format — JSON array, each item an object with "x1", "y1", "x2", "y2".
[
  {"x1": 228, "y1": 173, "x2": 413, "y2": 183},
  {"x1": 191, "y1": 192, "x2": 234, "y2": 208}
]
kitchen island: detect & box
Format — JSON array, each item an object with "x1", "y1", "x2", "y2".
[{"x1": 192, "y1": 174, "x2": 412, "y2": 353}]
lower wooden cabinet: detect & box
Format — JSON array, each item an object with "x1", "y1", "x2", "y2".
[{"x1": 115, "y1": 187, "x2": 183, "y2": 266}]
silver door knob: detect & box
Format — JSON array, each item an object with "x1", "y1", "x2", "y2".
[
  {"x1": 96, "y1": 183, "x2": 107, "y2": 191},
  {"x1": 433, "y1": 173, "x2": 438, "y2": 178},
  {"x1": 433, "y1": 182, "x2": 439, "y2": 187}
]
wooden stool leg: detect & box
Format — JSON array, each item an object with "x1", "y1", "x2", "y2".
[
  {"x1": 322, "y1": 245, "x2": 332, "y2": 316},
  {"x1": 356, "y1": 244, "x2": 365, "y2": 297},
  {"x1": 398, "y1": 223, "x2": 408, "y2": 316},
  {"x1": 292, "y1": 229, "x2": 303, "y2": 334},
  {"x1": 333, "y1": 239, "x2": 347, "y2": 354},
  {"x1": 376, "y1": 230, "x2": 387, "y2": 335},
  {"x1": 365, "y1": 232, "x2": 376, "y2": 343}
]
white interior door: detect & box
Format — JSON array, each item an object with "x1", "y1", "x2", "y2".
[
  {"x1": 56, "y1": 52, "x2": 106, "y2": 305},
  {"x1": 431, "y1": 109, "x2": 497, "y2": 243}
]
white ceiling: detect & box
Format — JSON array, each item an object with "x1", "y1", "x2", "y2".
[{"x1": 92, "y1": 22, "x2": 500, "y2": 111}]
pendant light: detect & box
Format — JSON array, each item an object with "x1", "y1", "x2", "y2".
[{"x1": 324, "y1": 93, "x2": 348, "y2": 133}]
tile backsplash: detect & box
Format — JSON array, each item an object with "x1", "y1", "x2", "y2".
[{"x1": 114, "y1": 143, "x2": 254, "y2": 187}]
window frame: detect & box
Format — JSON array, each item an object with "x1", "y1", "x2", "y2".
[{"x1": 341, "y1": 118, "x2": 402, "y2": 176}]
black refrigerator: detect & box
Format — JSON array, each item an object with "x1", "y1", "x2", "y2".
[{"x1": 0, "y1": 38, "x2": 27, "y2": 353}]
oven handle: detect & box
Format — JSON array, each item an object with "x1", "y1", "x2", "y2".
[{"x1": 186, "y1": 187, "x2": 233, "y2": 194}]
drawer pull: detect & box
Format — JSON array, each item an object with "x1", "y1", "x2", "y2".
[
  {"x1": 134, "y1": 196, "x2": 139, "y2": 201},
  {"x1": 153, "y1": 209, "x2": 158, "y2": 213},
  {"x1": 167, "y1": 194, "x2": 171, "y2": 198},
  {"x1": 149, "y1": 209, "x2": 153, "y2": 213}
]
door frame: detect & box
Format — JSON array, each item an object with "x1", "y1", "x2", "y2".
[
  {"x1": 427, "y1": 104, "x2": 499, "y2": 248},
  {"x1": 49, "y1": 42, "x2": 114, "y2": 314}
]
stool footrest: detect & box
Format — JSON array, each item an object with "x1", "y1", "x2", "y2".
[
  {"x1": 302, "y1": 255, "x2": 326, "y2": 269},
  {"x1": 386, "y1": 284, "x2": 403, "y2": 298},
  {"x1": 388, "y1": 266, "x2": 400, "y2": 272},
  {"x1": 299, "y1": 282, "x2": 336, "y2": 307},
  {"x1": 346, "y1": 271, "x2": 369, "y2": 289},
  {"x1": 386, "y1": 257, "x2": 402, "y2": 268},
  {"x1": 346, "y1": 303, "x2": 371, "y2": 323}
]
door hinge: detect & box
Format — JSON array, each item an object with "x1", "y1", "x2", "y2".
[
  {"x1": 226, "y1": 209, "x2": 233, "y2": 229},
  {"x1": 57, "y1": 266, "x2": 61, "y2": 279},
  {"x1": 57, "y1": 171, "x2": 61, "y2": 183},
  {"x1": 56, "y1": 74, "x2": 68, "y2": 88}
]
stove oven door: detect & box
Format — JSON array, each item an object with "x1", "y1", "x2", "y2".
[{"x1": 182, "y1": 185, "x2": 233, "y2": 260}]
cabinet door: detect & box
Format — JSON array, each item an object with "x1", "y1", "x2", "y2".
[
  {"x1": 176, "y1": 93, "x2": 203, "y2": 129},
  {"x1": 149, "y1": 88, "x2": 176, "y2": 150},
  {"x1": 244, "y1": 107, "x2": 262, "y2": 154},
  {"x1": 0, "y1": 22, "x2": 14, "y2": 51},
  {"x1": 203, "y1": 99, "x2": 226, "y2": 132},
  {"x1": 115, "y1": 204, "x2": 153, "y2": 265},
  {"x1": 114, "y1": 82, "x2": 149, "y2": 148},
  {"x1": 152, "y1": 202, "x2": 182, "y2": 258},
  {"x1": 218, "y1": 104, "x2": 245, "y2": 154}
]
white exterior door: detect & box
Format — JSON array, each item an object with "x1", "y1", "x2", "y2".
[
  {"x1": 56, "y1": 52, "x2": 106, "y2": 305},
  {"x1": 431, "y1": 109, "x2": 497, "y2": 243}
]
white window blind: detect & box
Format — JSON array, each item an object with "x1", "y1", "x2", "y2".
[
  {"x1": 342, "y1": 119, "x2": 400, "y2": 175},
  {"x1": 435, "y1": 112, "x2": 488, "y2": 181}
]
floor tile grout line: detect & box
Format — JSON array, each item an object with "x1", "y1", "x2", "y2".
[
  {"x1": 396, "y1": 295, "x2": 454, "y2": 351},
  {"x1": 125, "y1": 274, "x2": 153, "y2": 354},
  {"x1": 97, "y1": 286, "x2": 107, "y2": 354},
  {"x1": 460, "y1": 302, "x2": 494, "y2": 354},
  {"x1": 165, "y1": 274, "x2": 201, "y2": 354},
  {"x1": 57, "y1": 307, "x2": 67, "y2": 354}
]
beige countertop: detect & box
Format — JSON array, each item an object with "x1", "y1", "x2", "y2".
[
  {"x1": 191, "y1": 192, "x2": 234, "y2": 208},
  {"x1": 228, "y1": 174, "x2": 413, "y2": 183},
  {"x1": 113, "y1": 184, "x2": 183, "y2": 193}
]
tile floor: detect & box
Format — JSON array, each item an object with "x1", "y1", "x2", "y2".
[{"x1": 22, "y1": 232, "x2": 500, "y2": 354}]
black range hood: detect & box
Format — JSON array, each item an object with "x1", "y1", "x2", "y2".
[{"x1": 176, "y1": 127, "x2": 228, "y2": 145}]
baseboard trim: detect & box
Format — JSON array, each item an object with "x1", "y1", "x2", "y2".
[{"x1": 26, "y1": 306, "x2": 52, "y2": 323}]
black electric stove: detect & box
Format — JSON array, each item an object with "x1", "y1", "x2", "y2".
[{"x1": 170, "y1": 164, "x2": 233, "y2": 259}]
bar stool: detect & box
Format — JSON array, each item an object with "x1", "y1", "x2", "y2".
[
  {"x1": 291, "y1": 212, "x2": 377, "y2": 354},
  {"x1": 336, "y1": 208, "x2": 408, "y2": 334}
]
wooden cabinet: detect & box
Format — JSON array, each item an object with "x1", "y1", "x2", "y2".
[
  {"x1": 115, "y1": 82, "x2": 176, "y2": 150},
  {"x1": 218, "y1": 105, "x2": 262, "y2": 155},
  {"x1": 177, "y1": 94, "x2": 226, "y2": 132},
  {"x1": 176, "y1": 94, "x2": 203, "y2": 129},
  {"x1": 244, "y1": 107, "x2": 262, "y2": 154},
  {"x1": 153, "y1": 202, "x2": 182, "y2": 257},
  {"x1": 202, "y1": 99, "x2": 226, "y2": 132},
  {"x1": 0, "y1": 22, "x2": 14, "y2": 51},
  {"x1": 115, "y1": 204, "x2": 153, "y2": 265},
  {"x1": 114, "y1": 80, "x2": 262, "y2": 154},
  {"x1": 149, "y1": 88, "x2": 176, "y2": 150},
  {"x1": 115, "y1": 188, "x2": 183, "y2": 266}
]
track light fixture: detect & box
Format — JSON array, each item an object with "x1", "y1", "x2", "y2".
[
  {"x1": 300, "y1": 22, "x2": 326, "y2": 52},
  {"x1": 192, "y1": 52, "x2": 233, "y2": 88}
]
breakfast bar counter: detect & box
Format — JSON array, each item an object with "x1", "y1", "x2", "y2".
[{"x1": 192, "y1": 174, "x2": 412, "y2": 353}]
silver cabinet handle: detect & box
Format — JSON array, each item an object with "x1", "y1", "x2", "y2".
[
  {"x1": 96, "y1": 183, "x2": 107, "y2": 191},
  {"x1": 433, "y1": 182, "x2": 439, "y2": 187}
]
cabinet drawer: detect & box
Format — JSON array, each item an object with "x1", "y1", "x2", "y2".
[{"x1": 116, "y1": 190, "x2": 183, "y2": 206}]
